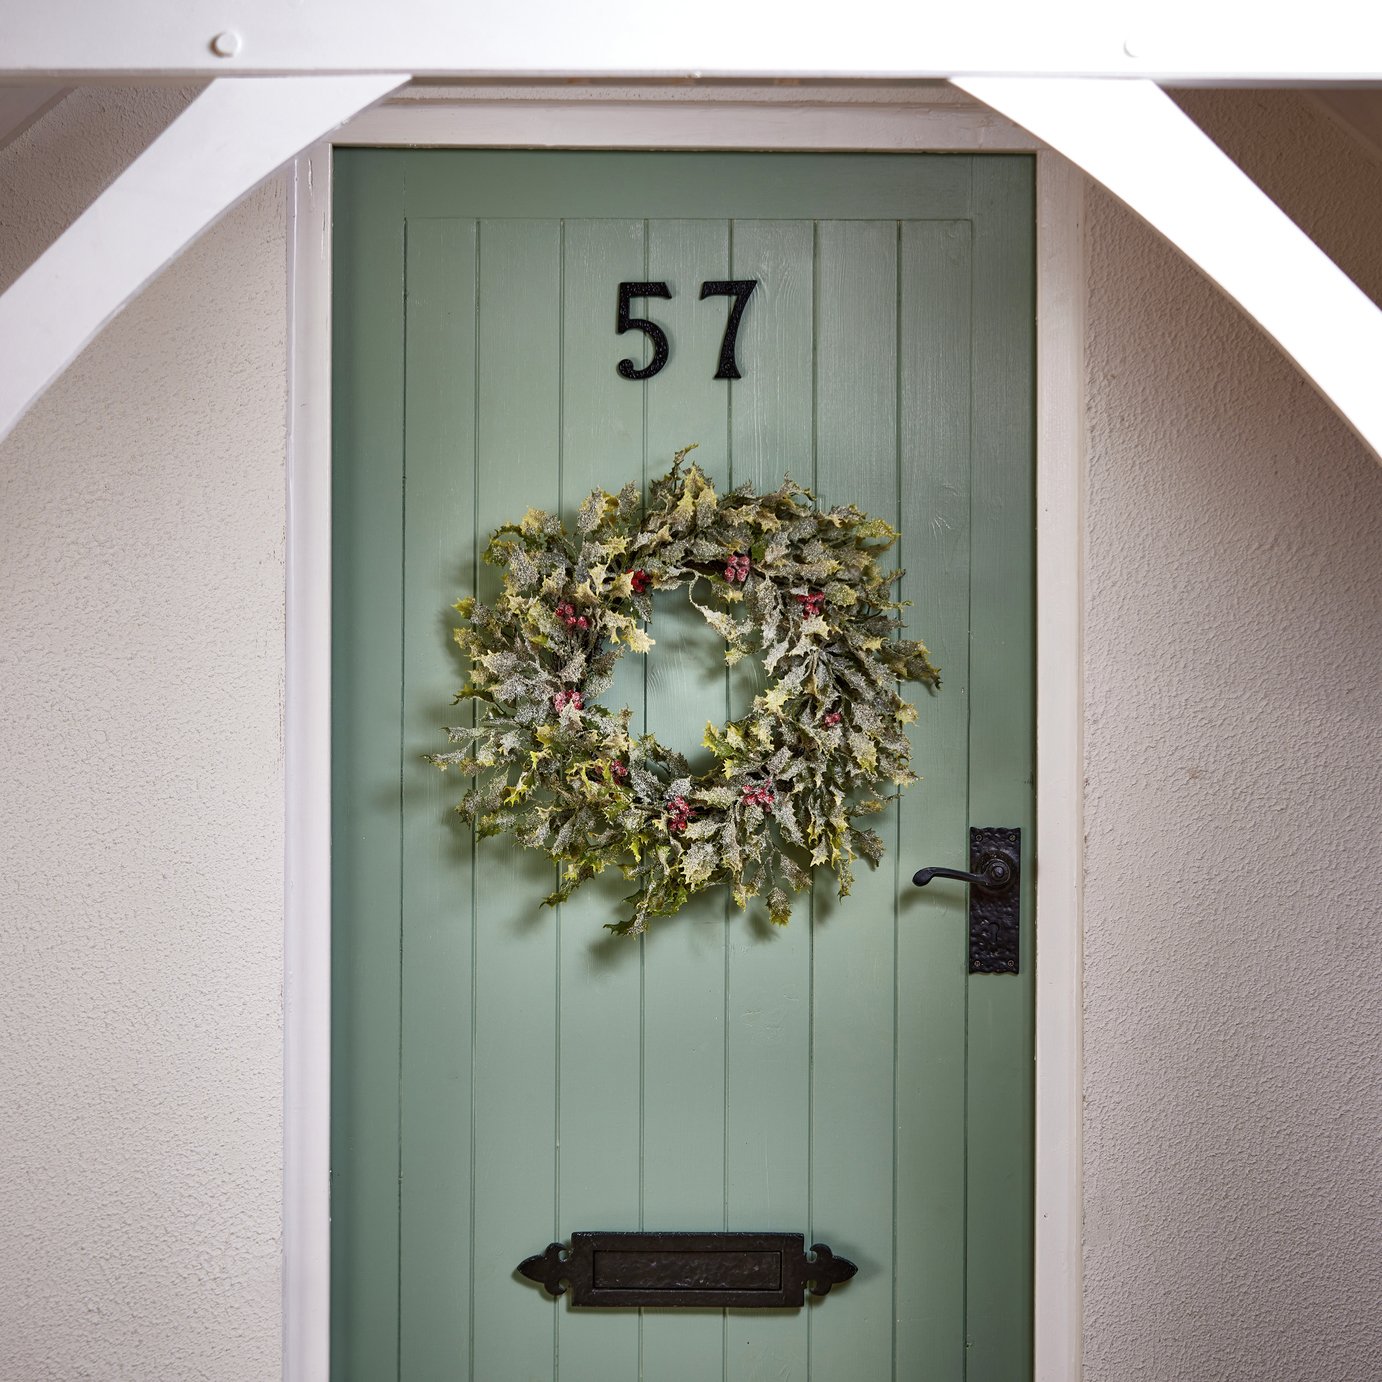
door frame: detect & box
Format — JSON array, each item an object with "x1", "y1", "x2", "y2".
[{"x1": 285, "y1": 82, "x2": 1085, "y2": 1382}]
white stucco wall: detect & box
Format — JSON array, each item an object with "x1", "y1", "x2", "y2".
[
  {"x1": 0, "y1": 83, "x2": 1378, "y2": 1382},
  {"x1": 0, "y1": 88, "x2": 287, "y2": 1381},
  {"x1": 1083, "y1": 90, "x2": 1382, "y2": 1382}
]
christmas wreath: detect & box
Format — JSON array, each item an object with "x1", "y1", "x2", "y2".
[{"x1": 431, "y1": 448, "x2": 939, "y2": 935}]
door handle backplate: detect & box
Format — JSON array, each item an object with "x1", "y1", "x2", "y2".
[{"x1": 912, "y1": 826, "x2": 1021, "y2": 974}]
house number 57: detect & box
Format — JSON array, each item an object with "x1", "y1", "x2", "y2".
[{"x1": 616, "y1": 280, "x2": 759, "y2": 382}]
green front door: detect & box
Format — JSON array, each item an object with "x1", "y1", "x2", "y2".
[{"x1": 331, "y1": 149, "x2": 1034, "y2": 1381}]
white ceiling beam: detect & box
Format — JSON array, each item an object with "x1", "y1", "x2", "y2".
[
  {"x1": 956, "y1": 76, "x2": 1382, "y2": 464},
  {"x1": 0, "y1": 74, "x2": 403, "y2": 446},
  {"x1": 1, "y1": 0, "x2": 1381, "y2": 80}
]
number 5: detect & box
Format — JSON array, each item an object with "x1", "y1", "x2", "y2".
[
  {"x1": 699, "y1": 280, "x2": 758, "y2": 380},
  {"x1": 616, "y1": 282, "x2": 672, "y2": 381}
]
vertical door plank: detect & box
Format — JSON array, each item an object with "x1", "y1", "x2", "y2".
[
  {"x1": 470, "y1": 218, "x2": 564, "y2": 1381},
  {"x1": 965, "y1": 156, "x2": 1036, "y2": 1382},
  {"x1": 555, "y1": 217, "x2": 647, "y2": 1382},
  {"x1": 723, "y1": 218, "x2": 814, "y2": 1382},
  {"x1": 331, "y1": 149, "x2": 406, "y2": 1382},
  {"x1": 810, "y1": 218, "x2": 900, "y2": 1382},
  {"x1": 400, "y1": 218, "x2": 479, "y2": 1381},
  {"x1": 894, "y1": 218, "x2": 974, "y2": 1379},
  {"x1": 641, "y1": 216, "x2": 732, "y2": 1382}
]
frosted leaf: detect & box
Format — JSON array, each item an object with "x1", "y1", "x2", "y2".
[
  {"x1": 691, "y1": 599, "x2": 742, "y2": 644},
  {"x1": 585, "y1": 665, "x2": 616, "y2": 699},
  {"x1": 851, "y1": 702, "x2": 884, "y2": 734},
  {"x1": 551, "y1": 816, "x2": 575, "y2": 855},
  {"x1": 847, "y1": 731, "x2": 878, "y2": 773},
  {"x1": 851, "y1": 827, "x2": 885, "y2": 865},
  {"x1": 429, "y1": 749, "x2": 470, "y2": 769},
  {"x1": 683, "y1": 843, "x2": 717, "y2": 888},
  {"x1": 762, "y1": 637, "x2": 792, "y2": 674},
  {"x1": 720, "y1": 821, "x2": 743, "y2": 870},
  {"x1": 577, "y1": 490, "x2": 606, "y2": 532},
  {"x1": 629, "y1": 766, "x2": 660, "y2": 799},
  {"x1": 774, "y1": 797, "x2": 806, "y2": 847},
  {"x1": 508, "y1": 546, "x2": 540, "y2": 588}
]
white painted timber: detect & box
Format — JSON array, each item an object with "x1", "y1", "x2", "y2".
[
  {"x1": 284, "y1": 141, "x2": 334, "y2": 1382},
  {"x1": 1034, "y1": 149, "x2": 1086, "y2": 1382},
  {"x1": 0, "y1": 84, "x2": 67, "y2": 150},
  {"x1": 958, "y1": 77, "x2": 1382, "y2": 465},
  {"x1": 0, "y1": 74, "x2": 402, "y2": 446},
  {"x1": 1, "y1": 0, "x2": 1380, "y2": 79},
  {"x1": 338, "y1": 90, "x2": 1041, "y2": 150}
]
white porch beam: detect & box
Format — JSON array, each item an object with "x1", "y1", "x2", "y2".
[
  {"x1": 1, "y1": 0, "x2": 1380, "y2": 81},
  {"x1": 0, "y1": 74, "x2": 403, "y2": 445},
  {"x1": 956, "y1": 77, "x2": 1382, "y2": 464}
]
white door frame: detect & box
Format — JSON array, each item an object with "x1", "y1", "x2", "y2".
[{"x1": 285, "y1": 83, "x2": 1085, "y2": 1382}]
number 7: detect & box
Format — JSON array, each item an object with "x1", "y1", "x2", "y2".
[{"x1": 698, "y1": 280, "x2": 758, "y2": 380}]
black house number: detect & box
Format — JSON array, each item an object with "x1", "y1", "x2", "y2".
[{"x1": 616, "y1": 279, "x2": 758, "y2": 382}]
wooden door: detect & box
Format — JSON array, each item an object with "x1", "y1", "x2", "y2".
[{"x1": 331, "y1": 149, "x2": 1034, "y2": 1381}]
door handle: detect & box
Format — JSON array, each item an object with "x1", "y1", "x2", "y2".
[
  {"x1": 911, "y1": 857, "x2": 1014, "y2": 892},
  {"x1": 911, "y1": 826, "x2": 1021, "y2": 974}
]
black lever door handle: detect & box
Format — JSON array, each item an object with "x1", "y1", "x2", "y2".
[
  {"x1": 910, "y1": 827, "x2": 1022, "y2": 974},
  {"x1": 911, "y1": 857, "x2": 1014, "y2": 892}
]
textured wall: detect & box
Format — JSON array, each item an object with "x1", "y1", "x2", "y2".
[
  {"x1": 0, "y1": 89, "x2": 286, "y2": 1380},
  {"x1": 1083, "y1": 90, "x2": 1382, "y2": 1382}
]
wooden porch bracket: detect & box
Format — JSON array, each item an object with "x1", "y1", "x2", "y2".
[
  {"x1": 955, "y1": 76, "x2": 1382, "y2": 465},
  {"x1": 0, "y1": 73, "x2": 403, "y2": 445}
]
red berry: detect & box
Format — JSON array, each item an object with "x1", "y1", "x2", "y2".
[{"x1": 666, "y1": 793, "x2": 696, "y2": 831}]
